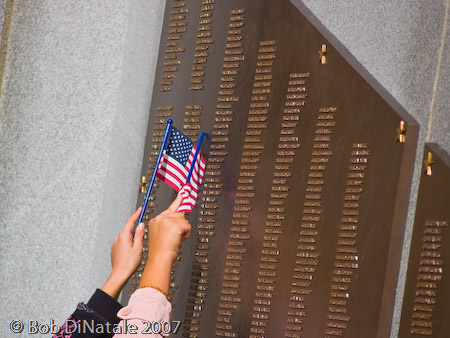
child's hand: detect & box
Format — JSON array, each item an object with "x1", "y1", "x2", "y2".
[
  {"x1": 101, "y1": 207, "x2": 146, "y2": 299},
  {"x1": 147, "y1": 194, "x2": 191, "y2": 262},
  {"x1": 138, "y1": 195, "x2": 192, "y2": 293}
]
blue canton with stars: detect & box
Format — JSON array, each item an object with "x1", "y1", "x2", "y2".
[{"x1": 165, "y1": 127, "x2": 194, "y2": 166}]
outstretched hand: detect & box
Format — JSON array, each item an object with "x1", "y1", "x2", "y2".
[
  {"x1": 101, "y1": 196, "x2": 192, "y2": 300},
  {"x1": 147, "y1": 194, "x2": 191, "y2": 262},
  {"x1": 101, "y1": 207, "x2": 146, "y2": 300},
  {"x1": 139, "y1": 194, "x2": 192, "y2": 293}
]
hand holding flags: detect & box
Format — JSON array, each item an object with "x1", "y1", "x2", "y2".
[{"x1": 136, "y1": 119, "x2": 206, "y2": 227}]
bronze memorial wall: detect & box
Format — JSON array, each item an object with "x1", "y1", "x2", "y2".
[
  {"x1": 123, "y1": 0, "x2": 421, "y2": 337},
  {"x1": 398, "y1": 144, "x2": 450, "y2": 338}
]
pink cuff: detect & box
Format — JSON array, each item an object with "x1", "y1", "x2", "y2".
[{"x1": 117, "y1": 288, "x2": 172, "y2": 322}]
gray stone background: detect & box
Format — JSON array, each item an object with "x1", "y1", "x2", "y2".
[
  {"x1": 0, "y1": 0, "x2": 448, "y2": 337},
  {"x1": 0, "y1": 0, "x2": 166, "y2": 337}
]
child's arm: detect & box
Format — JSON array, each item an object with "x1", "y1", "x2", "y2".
[
  {"x1": 101, "y1": 207, "x2": 146, "y2": 299},
  {"x1": 139, "y1": 194, "x2": 190, "y2": 294},
  {"x1": 114, "y1": 195, "x2": 191, "y2": 337},
  {"x1": 52, "y1": 208, "x2": 146, "y2": 338}
]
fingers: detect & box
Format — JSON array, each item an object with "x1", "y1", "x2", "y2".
[
  {"x1": 165, "y1": 194, "x2": 183, "y2": 213},
  {"x1": 122, "y1": 207, "x2": 142, "y2": 235},
  {"x1": 177, "y1": 218, "x2": 191, "y2": 242},
  {"x1": 181, "y1": 226, "x2": 191, "y2": 241},
  {"x1": 133, "y1": 222, "x2": 145, "y2": 250}
]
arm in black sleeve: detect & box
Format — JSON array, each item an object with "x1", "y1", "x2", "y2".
[{"x1": 52, "y1": 289, "x2": 123, "y2": 338}]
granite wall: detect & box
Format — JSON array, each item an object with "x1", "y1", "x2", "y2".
[
  {"x1": 0, "y1": 0, "x2": 165, "y2": 336},
  {"x1": 0, "y1": 0, "x2": 449, "y2": 337}
]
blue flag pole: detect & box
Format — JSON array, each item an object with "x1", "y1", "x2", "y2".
[
  {"x1": 135, "y1": 119, "x2": 173, "y2": 228},
  {"x1": 186, "y1": 131, "x2": 205, "y2": 184}
]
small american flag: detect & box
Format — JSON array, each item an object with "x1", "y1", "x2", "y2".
[{"x1": 156, "y1": 127, "x2": 206, "y2": 212}]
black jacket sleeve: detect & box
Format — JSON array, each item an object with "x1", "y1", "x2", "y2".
[{"x1": 53, "y1": 289, "x2": 123, "y2": 338}]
